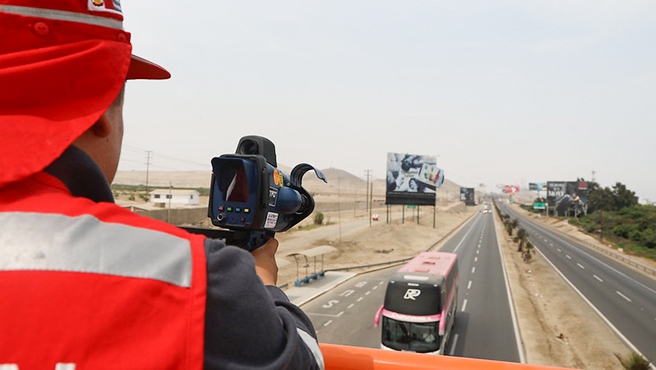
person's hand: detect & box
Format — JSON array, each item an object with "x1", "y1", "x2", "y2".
[{"x1": 251, "y1": 237, "x2": 279, "y2": 286}]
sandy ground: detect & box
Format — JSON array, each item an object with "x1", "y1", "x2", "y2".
[
  {"x1": 276, "y1": 202, "x2": 473, "y2": 287},
  {"x1": 274, "y1": 201, "x2": 643, "y2": 369}
]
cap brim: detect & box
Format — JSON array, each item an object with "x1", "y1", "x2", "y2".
[{"x1": 127, "y1": 55, "x2": 171, "y2": 80}]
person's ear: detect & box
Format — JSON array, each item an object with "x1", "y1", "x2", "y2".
[{"x1": 91, "y1": 113, "x2": 113, "y2": 138}]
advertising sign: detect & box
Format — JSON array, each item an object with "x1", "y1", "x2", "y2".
[
  {"x1": 547, "y1": 181, "x2": 588, "y2": 216},
  {"x1": 503, "y1": 185, "x2": 520, "y2": 193},
  {"x1": 529, "y1": 182, "x2": 547, "y2": 191},
  {"x1": 386, "y1": 153, "x2": 442, "y2": 205},
  {"x1": 460, "y1": 187, "x2": 475, "y2": 206}
]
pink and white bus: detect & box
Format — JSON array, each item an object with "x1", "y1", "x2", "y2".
[{"x1": 375, "y1": 252, "x2": 459, "y2": 355}]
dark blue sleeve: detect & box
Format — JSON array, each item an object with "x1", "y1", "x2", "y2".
[{"x1": 203, "y1": 238, "x2": 323, "y2": 370}]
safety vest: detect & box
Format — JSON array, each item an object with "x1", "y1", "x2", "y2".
[{"x1": 0, "y1": 172, "x2": 207, "y2": 370}]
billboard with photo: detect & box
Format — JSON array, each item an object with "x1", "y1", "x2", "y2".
[
  {"x1": 460, "y1": 187, "x2": 475, "y2": 206},
  {"x1": 386, "y1": 153, "x2": 443, "y2": 205},
  {"x1": 547, "y1": 181, "x2": 588, "y2": 216}
]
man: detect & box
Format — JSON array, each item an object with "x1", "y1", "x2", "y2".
[{"x1": 0, "y1": 1, "x2": 323, "y2": 369}]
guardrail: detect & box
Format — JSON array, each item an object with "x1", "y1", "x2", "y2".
[{"x1": 576, "y1": 239, "x2": 656, "y2": 276}]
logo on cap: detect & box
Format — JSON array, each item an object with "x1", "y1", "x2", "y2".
[{"x1": 88, "y1": 0, "x2": 123, "y2": 16}]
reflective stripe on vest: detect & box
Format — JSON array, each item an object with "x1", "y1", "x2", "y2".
[{"x1": 0, "y1": 212, "x2": 192, "y2": 287}]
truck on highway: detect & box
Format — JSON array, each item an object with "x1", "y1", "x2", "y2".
[{"x1": 375, "y1": 252, "x2": 459, "y2": 355}]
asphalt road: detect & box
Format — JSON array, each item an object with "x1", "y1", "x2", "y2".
[
  {"x1": 499, "y1": 202, "x2": 656, "y2": 364},
  {"x1": 303, "y1": 210, "x2": 522, "y2": 363}
]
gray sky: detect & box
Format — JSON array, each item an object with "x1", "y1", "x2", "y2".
[{"x1": 118, "y1": 1, "x2": 656, "y2": 202}]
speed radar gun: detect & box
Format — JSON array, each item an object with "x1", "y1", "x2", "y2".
[{"x1": 183, "y1": 136, "x2": 327, "y2": 251}]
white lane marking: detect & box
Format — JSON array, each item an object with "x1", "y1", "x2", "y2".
[
  {"x1": 337, "y1": 311, "x2": 344, "y2": 317},
  {"x1": 616, "y1": 291, "x2": 632, "y2": 302},
  {"x1": 307, "y1": 312, "x2": 344, "y2": 317},
  {"x1": 577, "y1": 263, "x2": 585, "y2": 269},
  {"x1": 453, "y1": 216, "x2": 481, "y2": 253},
  {"x1": 493, "y1": 206, "x2": 526, "y2": 364},
  {"x1": 476, "y1": 250, "x2": 479, "y2": 254},
  {"x1": 365, "y1": 291, "x2": 371, "y2": 295},
  {"x1": 550, "y1": 243, "x2": 554, "y2": 246},
  {"x1": 557, "y1": 248, "x2": 561, "y2": 252},
  {"x1": 468, "y1": 281, "x2": 472, "y2": 290},
  {"x1": 566, "y1": 254, "x2": 572, "y2": 259},
  {"x1": 471, "y1": 267, "x2": 476, "y2": 274},
  {"x1": 593, "y1": 275, "x2": 604, "y2": 282},
  {"x1": 357, "y1": 297, "x2": 363, "y2": 302},
  {"x1": 474, "y1": 257, "x2": 478, "y2": 262},
  {"x1": 478, "y1": 244, "x2": 481, "y2": 249},
  {"x1": 461, "y1": 299, "x2": 468, "y2": 312},
  {"x1": 323, "y1": 320, "x2": 333, "y2": 327},
  {"x1": 379, "y1": 281, "x2": 384, "y2": 285},
  {"x1": 449, "y1": 334, "x2": 459, "y2": 355},
  {"x1": 340, "y1": 290, "x2": 355, "y2": 297},
  {"x1": 372, "y1": 285, "x2": 378, "y2": 290},
  {"x1": 347, "y1": 303, "x2": 354, "y2": 309}
]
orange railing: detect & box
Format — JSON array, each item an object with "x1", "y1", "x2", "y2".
[{"x1": 320, "y1": 344, "x2": 571, "y2": 370}]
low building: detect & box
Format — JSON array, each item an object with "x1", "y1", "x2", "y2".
[{"x1": 149, "y1": 189, "x2": 200, "y2": 207}]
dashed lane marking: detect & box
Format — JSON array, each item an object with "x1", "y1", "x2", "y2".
[{"x1": 616, "y1": 291, "x2": 632, "y2": 302}]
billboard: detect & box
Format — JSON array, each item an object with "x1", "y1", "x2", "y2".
[
  {"x1": 386, "y1": 153, "x2": 443, "y2": 205},
  {"x1": 460, "y1": 187, "x2": 475, "y2": 206},
  {"x1": 547, "y1": 181, "x2": 588, "y2": 216},
  {"x1": 529, "y1": 182, "x2": 547, "y2": 191},
  {"x1": 503, "y1": 185, "x2": 520, "y2": 193}
]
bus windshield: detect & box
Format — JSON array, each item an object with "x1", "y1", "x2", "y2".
[{"x1": 381, "y1": 317, "x2": 441, "y2": 353}]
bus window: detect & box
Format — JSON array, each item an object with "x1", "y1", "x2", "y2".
[{"x1": 381, "y1": 317, "x2": 441, "y2": 353}]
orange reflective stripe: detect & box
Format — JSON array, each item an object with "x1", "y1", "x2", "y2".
[{"x1": 320, "y1": 343, "x2": 572, "y2": 370}]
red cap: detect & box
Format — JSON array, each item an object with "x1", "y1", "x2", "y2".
[{"x1": 0, "y1": 0, "x2": 171, "y2": 187}]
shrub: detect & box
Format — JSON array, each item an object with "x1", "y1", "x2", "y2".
[
  {"x1": 615, "y1": 352, "x2": 650, "y2": 370},
  {"x1": 314, "y1": 212, "x2": 324, "y2": 225}
]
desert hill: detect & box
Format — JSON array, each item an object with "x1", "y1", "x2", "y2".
[{"x1": 114, "y1": 167, "x2": 464, "y2": 201}]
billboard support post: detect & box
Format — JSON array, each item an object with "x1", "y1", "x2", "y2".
[
  {"x1": 402, "y1": 207, "x2": 405, "y2": 224},
  {"x1": 433, "y1": 206, "x2": 436, "y2": 229}
]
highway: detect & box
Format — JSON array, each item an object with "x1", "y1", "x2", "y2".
[
  {"x1": 498, "y1": 202, "x2": 656, "y2": 364},
  {"x1": 302, "y1": 210, "x2": 522, "y2": 362}
]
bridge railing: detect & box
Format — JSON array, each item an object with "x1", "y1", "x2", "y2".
[{"x1": 320, "y1": 343, "x2": 570, "y2": 370}]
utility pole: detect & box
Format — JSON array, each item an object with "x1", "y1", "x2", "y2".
[
  {"x1": 337, "y1": 172, "x2": 342, "y2": 242},
  {"x1": 167, "y1": 182, "x2": 172, "y2": 224},
  {"x1": 369, "y1": 182, "x2": 373, "y2": 227},
  {"x1": 364, "y1": 170, "x2": 372, "y2": 216},
  {"x1": 145, "y1": 150, "x2": 153, "y2": 201}
]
